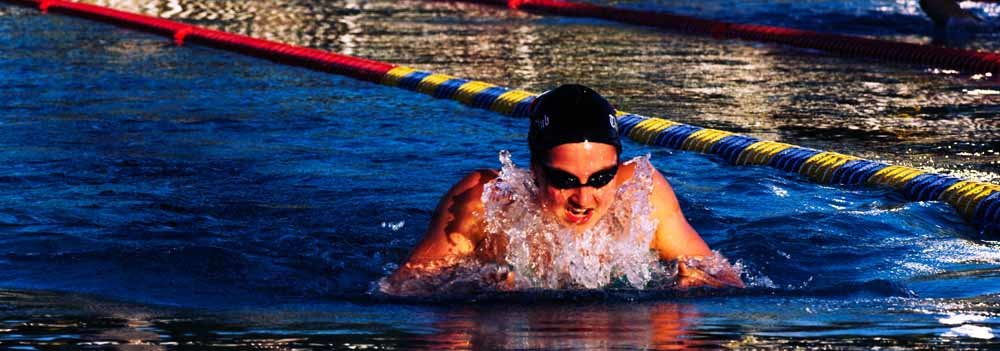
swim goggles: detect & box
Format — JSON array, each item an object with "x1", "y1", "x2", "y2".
[{"x1": 541, "y1": 164, "x2": 619, "y2": 189}]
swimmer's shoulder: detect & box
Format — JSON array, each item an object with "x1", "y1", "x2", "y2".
[
  {"x1": 408, "y1": 170, "x2": 499, "y2": 263},
  {"x1": 441, "y1": 169, "x2": 498, "y2": 214},
  {"x1": 449, "y1": 169, "x2": 499, "y2": 198},
  {"x1": 616, "y1": 161, "x2": 637, "y2": 185},
  {"x1": 614, "y1": 156, "x2": 653, "y2": 187},
  {"x1": 614, "y1": 157, "x2": 679, "y2": 212},
  {"x1": 439, "y1": 169, "x2": 499, "y2": 238}
]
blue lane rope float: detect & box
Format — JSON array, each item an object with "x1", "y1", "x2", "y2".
[{"x1": 3, "y1": 0, "x2": 998, "y2": 237}]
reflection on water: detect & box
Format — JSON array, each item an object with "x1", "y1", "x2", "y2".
[
  {"x1": 410, "y1": 303, "x2": 704, "y2": 350},
  {"x1": 3, "y1": 289, "x2": 1000, "y2": 350},
  {"x1": 1, "y1": 290, "x2": 704, "y2": 350},
  {"x1": 0, "y1": 290, "x2": 710, "y2": 350},
  {"x1": 74, "y1": 0, "x2": 1000, "y2": 183}
]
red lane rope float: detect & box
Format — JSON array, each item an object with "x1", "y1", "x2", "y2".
[
  {"x1": 12, "y1": 0, "x2": 395, "y2": 83},
  {"x1": 457, "y1": 0, "x2": 1000, "y2": 76},
  {"x1": 173, "y1": 26, "x2": 193, "y2": 46},
  {"x1": 37, "y1": 0, "x2": 52, "y2": 13}
]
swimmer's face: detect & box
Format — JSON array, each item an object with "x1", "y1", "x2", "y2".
[{"x1": 533, "y1": 142, "x2": 620, "y2": 232}]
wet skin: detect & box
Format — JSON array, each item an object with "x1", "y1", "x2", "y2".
[{"x1": 392, "y1": 143, "x2": 744, "y2": 289}]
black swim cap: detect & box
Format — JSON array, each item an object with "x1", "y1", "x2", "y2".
[{"x1": 528, "y1": 84, "x2": 621, "y2": 162}]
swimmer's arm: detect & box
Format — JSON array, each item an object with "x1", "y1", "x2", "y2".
[
  {"x1": 649, "y1": 169, "x2": 744, "y2": 289},
  {"x1": 394, "y1": 170, "x2": 495, "y2": 271},
  {"x1": 648, "y1": 168, "x2": 711, "y2": 259}
]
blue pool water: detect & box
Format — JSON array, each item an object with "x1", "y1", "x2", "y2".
[{"x1": 1, "y1": 1, "x2": 999, "y2": 349}]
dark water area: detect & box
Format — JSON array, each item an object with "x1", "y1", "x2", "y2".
[{"x1": 1, "y1": 0, "x2": 1000, "y2": 349}]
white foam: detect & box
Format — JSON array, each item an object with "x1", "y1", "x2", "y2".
[
  {"x1": 481, "y1": 151, "x2": 665, "y2": 289},
  {"x1": 964, "y1": 89, "x2": 1000, "y2": 96},
  {"x1": 939, "y1": 314, "x2": 988, "y2": 325},
  {"x1": 942, "y1": 324, "x2": 995, "y2": 340}
]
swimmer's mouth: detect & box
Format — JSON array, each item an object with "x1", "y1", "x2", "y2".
[{"x1": 565, "y1": 207, "x2": 593, "y2": 224}]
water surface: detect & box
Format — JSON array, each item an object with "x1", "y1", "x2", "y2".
[{"x1": 1, "y1": 1, "x2": 999, "y2": 349}]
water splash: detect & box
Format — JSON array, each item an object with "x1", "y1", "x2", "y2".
[
  {"x1": 480, "y1": 150, "x2": 665, "y2": 289},
  {"x1": 378, "y1": 151, "x2": 747, "y2": 296}
]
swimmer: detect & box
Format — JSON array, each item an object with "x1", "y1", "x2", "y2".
[{"x1": 384, "y1": 84, "x2": 743, "y2": 294}]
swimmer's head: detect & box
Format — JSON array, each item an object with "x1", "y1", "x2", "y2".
[
  {"x1": 527, "y1": 84, "x2": 622, "y2": 231},
  {"x1": 528, "y1": 84, "x2": 621, "y2": 164}
]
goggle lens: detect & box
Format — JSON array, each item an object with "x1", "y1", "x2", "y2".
[{"x1": 542, "y1": 164, "x2": 619, "y2": 189}]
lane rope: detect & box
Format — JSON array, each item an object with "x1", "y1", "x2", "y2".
[
  {"x1": 448, "y1": 0, "x2": 1000, "y2": 77},
  {"x1": 4, "y1": 0, "x2": 997, "y2": 236}
]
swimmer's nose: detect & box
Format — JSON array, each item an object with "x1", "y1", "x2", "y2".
[{"x1": 568, "y1": 186, "x2": 597, "y2": 208}]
